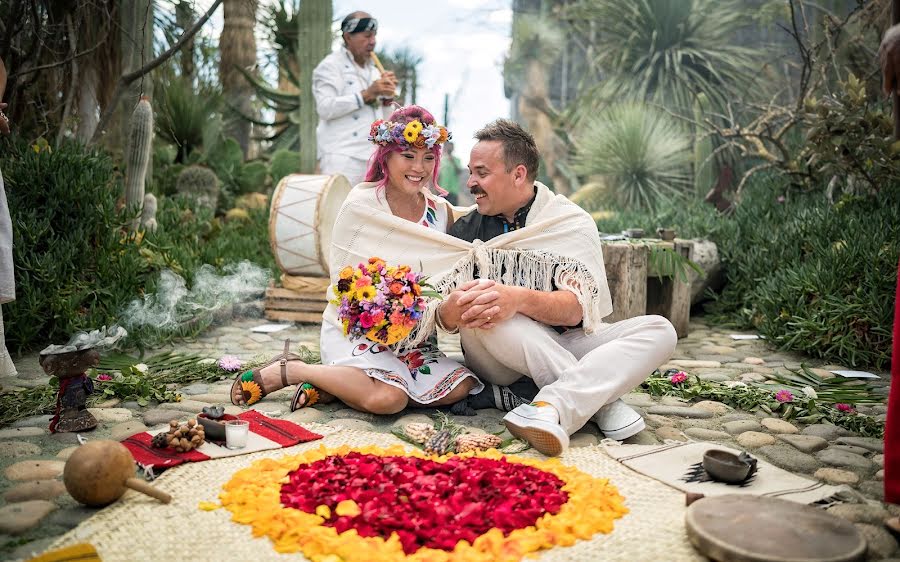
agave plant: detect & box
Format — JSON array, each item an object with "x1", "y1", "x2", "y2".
[
  {"x1": 565, "y1": 0, "x2": 761, "y2": 118},
  {"x1": 155, "y1": 74, "x2": 221, "y2": 163},
  {"x1": 572, "y1": 103, "x2": 691, "y2": 211}
]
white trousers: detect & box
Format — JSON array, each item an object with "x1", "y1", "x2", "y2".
[
  {"x1": 319, "y1": 154, "x2": 369, "y2": 187},
  {"x1": 461, "y1": 314, "x2": 677, "y2": 434}
]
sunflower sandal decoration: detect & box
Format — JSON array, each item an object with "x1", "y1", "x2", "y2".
[
  {"x1": 230, "y1": 340, "x2": 320, "y2": 407},
  {"x1": 207, "y1": 443, "x2": 628, "y2": 561}
]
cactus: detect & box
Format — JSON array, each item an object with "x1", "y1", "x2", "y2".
[
  {"x1": 124, "y1": 96, "x2": 154, "y2": 230},
  {"x1": 176, "y1": 165, "x2": 220, "y2": 209},
  {"x1": 140, "y1": 193, "x2": 158, "y2": 232},
  {"x1": 693, "y1": 93, "x2": 715, "y2": 195},
  {"x1": 297, "y1": 0, "x2": 332, "y2": 172},
  {"x1": 269, "y1": 148, "x2": 301, "y2": 185}
]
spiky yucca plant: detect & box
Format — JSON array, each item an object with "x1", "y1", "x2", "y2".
[
  {"x1": 572, "y1": 103, "x2": 691, "y2": 211},
  {"x1": 566, "y1": 0, "x2": 760, "y2": 117}
]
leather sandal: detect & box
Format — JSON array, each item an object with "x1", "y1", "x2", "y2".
[
  {"x1": 290, "y1": 383, "x2": 321, "y2": 411},
  {"x1": 231, "y1": 339, "x2": 301, "y2": 406}
]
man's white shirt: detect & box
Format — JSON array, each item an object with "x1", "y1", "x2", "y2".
[{"x1": 312, "y1": 47, "x2": 391, "y2": 161}]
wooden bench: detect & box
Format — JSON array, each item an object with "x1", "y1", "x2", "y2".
[{"x1": 601, "y1": 239, "x2": 694, "y2": 338}]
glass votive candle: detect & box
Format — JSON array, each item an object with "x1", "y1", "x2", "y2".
[{"x1": 225, "y1": 420, "x2": 250, "y2": 449}]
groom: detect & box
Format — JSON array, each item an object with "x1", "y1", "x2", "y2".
[{"x1": 436, "y1": 119, "x2": 677, "y2": 456}]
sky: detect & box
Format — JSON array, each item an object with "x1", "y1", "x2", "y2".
[
  {"x1": 331, "y1": 0, "x2": 513, "y2": 160},
  {"x1": 200, "y1": 0, "x2": 513, "y2": 162}
]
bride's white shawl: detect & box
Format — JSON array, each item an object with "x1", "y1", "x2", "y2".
[{"x1": 324, "y1": 181, "x2": 612, "y2": 351}]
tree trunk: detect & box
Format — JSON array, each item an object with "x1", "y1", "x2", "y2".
[
  {"x1": 105, "y1": 0, "x2": 154, "y2": 156},
  {"x1": 175, "y1": 0, "x2": 195, "y2": 81},
  {"x1": 220, "y1": 0, "x2": 258, "y2": 157},
  {"x1": 297, "y1": 0, "x2": 332, "y2": 173},
  {"x1": 519, "y1": 59, "x2": 569, "y2": 195},
  {"x1": 75, "y1": 66, "x2": 100, "y2": 143}
]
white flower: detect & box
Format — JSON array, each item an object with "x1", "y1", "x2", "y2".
[
  {"x1": 801, "y1": 386, "x2": 818, "y2": 399},
  {"x1": 134, "y1": 363, "x2": 149, "y2": 374}
]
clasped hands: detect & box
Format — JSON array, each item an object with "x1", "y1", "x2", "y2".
[{"x1": 438, "y1": 279, "x2": 523, "y2": 331}]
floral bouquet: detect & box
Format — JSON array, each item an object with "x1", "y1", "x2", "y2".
[{"x1": 331, "y1": 257, "x2": 440, "y2": 346}]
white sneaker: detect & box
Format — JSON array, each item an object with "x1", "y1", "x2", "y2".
[
  {"x1": 592, "y1": 399, "x2": 646, "y2": 441},
  {"x1": 503, "y1": 402, "x2": 570, "y2": 457}
]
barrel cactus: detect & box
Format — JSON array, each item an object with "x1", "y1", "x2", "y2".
[
  {"x1": 124, "y1": 96, "x2": 153, "y2": 229},
  {"x1": 176, "y1": 165, "x2": 219, "y2": 209}
]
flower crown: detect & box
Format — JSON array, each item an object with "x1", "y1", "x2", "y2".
[{"x1": 368, "y1": 119, "x2": 451, "y2": 150}]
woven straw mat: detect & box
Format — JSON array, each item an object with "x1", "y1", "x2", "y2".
[{"x1": 44, "y1": 423, "x2": 701, "y2": 561}]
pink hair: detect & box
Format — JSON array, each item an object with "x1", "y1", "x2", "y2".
[{"x1": 364, "y1": 105, "x2": 448, "y2": 196}]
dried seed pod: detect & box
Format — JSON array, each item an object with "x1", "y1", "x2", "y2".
[
  {"x1": 424, "y1": 430, "x2": 454, "y2": 455},
  {"x1": 455, "y1": 434, "x2": 503, "y2": 454},
  {"x1": 404, "y1": 423, "x2": 436, "y2": 444}
]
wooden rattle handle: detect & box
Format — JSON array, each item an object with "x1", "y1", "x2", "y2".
[{"x1": 125, "y1": 477, "x2": 172, "y2": 504}]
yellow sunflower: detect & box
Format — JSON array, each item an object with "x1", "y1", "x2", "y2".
[
  {"x1": 403, "y1": 120, "x2": 423, "y2": 143},
  {"x1": 241, "y1": 380, "x2": 262, "y2": 404},
  {"x1": 357, "y1": 285, "x2": 377, "y2": 301}
]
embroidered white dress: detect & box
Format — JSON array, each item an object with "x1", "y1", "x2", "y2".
[{"x1": 319, "y1": 194, "x2": 483, "y2": 404}]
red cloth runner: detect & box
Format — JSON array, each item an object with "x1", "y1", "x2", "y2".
[
  {"x1": 122, "y1": 410, "x2": 322, "y2": 470},
  {"x1": 885, "y1": 257, "x2": 900, "y2": 504}
]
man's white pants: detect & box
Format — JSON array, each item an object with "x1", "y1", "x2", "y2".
[
  {"x1": 319, "y1": 154, "x2": 369, "y2": 187},
  {"x1": 461, "y1": 314, "x2": 677, "y2": 435}
]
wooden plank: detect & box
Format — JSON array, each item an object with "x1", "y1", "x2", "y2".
[
  {"x1": 264, "y1": 310, "x2": 324, "y2": 323},
  {"x1": 266, "y1": 287, "x2": 328, "y2": 300}
]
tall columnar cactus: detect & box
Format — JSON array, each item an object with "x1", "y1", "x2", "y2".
[
  {"x1": 125, "y1": 96, "x2": 154, "y2": 230},
  {"x1": 693, "y1": 93, "x2": 715, "y2": 196},
  {"x1": 297, "y1": 0, "x2": 333, "y2": 173},
  {"x1": 176, "y1": 165, "x2": 220, "y2": 210}
]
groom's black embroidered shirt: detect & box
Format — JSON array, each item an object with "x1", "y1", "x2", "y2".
[{"x1": 448, "y1": 188, "x2": 536, "y2": 242}]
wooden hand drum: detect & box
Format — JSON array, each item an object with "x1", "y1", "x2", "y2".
[
  {"x1": 685, "y1": 495, "x2": 865, "y2": 562},
  {"x1": 269, "y1": 174, "x2": 351, "y2": 277},
  {"x1": 63, "y1": 440, "x2": 172, "y2": 507}
]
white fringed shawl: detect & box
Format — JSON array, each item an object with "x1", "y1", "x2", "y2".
[{"x1": 324, "y1": 181, "x2": 612, "y2": 352}]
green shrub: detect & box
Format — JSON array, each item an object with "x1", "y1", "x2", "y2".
[
  {"x1": 593, "y1": 196, "x2": 730, "y2": 241},
  {"x1": 2, "y1": 138, "x2": 278, "y2": 353},
  {"x1": 268, "y1": 148, "x2": 301, "y2": 185},
  {"x1": 2, "y1": 138, "x2": 150, "y2": 352},
  {"x1": 707, "y1": 177, "x2": 899, "y2": 369}
]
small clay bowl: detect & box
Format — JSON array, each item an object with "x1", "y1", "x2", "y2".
[
  {"x1": 197, "y1": 413, "x2": 239, "y2": 441},
  {"x1": 702, "y1": 450, "x2": 757, "y2": 484}
]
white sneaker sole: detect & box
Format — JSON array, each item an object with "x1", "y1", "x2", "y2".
[
  {"x1": 600, "y1": 416, "x2": 646, "y2": 441},
  {"x1": 503, "y1": 411, "x2": 569, "y2": 457}
]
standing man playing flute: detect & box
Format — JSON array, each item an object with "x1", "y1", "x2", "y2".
[{"x1": 312, "y1": 11, "x2": 398, "y2": 186}]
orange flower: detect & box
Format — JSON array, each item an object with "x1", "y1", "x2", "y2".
[
  {"x1": 438, "y1": 127, "x2": 449, "y2": 142},
  {"x1": 413, "y1": 136, "x2": 427, "y2": 149},
  {"x1": 401, "y1": 293, "x2": 414, "y2": 308},
  {"x1": 389, "y1": 281, "x2": 404, "y2": 295},
  {"x1": 412, "y1": 284, "x2": 421, "y2": 296}
]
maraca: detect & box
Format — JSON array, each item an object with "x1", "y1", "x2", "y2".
[{"x1": 63, "y1": 440, "x2": 172, "y2": 507}]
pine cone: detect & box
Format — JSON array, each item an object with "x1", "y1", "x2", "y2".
[
  {"x1": 424, "y1": 429, "x2": 454, "y2": 455},
  {"x1": 403, "y1": 422, "x2": 436, "y2": 444},
  {"x1": 151, "y1": 432, "x2": 169, "y2": 448},
  {"x1": 454, "y1": 434, "x2": 503, "y2": 453}
]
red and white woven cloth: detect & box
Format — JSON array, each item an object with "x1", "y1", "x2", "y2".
[{"x1": 121, "y1": 410, "x2": 322, "y2": 471}]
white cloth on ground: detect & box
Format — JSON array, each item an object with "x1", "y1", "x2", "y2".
[
  {"x1": 461, "y1": 313, "x2": 676, "y2": 435},
  {"x1": 320, "y1": 192, "x2": 482, "y2": 403},
  {"x1": 323, "y1": 181, "x2": 613, "y2": 353},
  {"x1": 312, "y1": 46, "x2": 390, "y2": 162}
]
